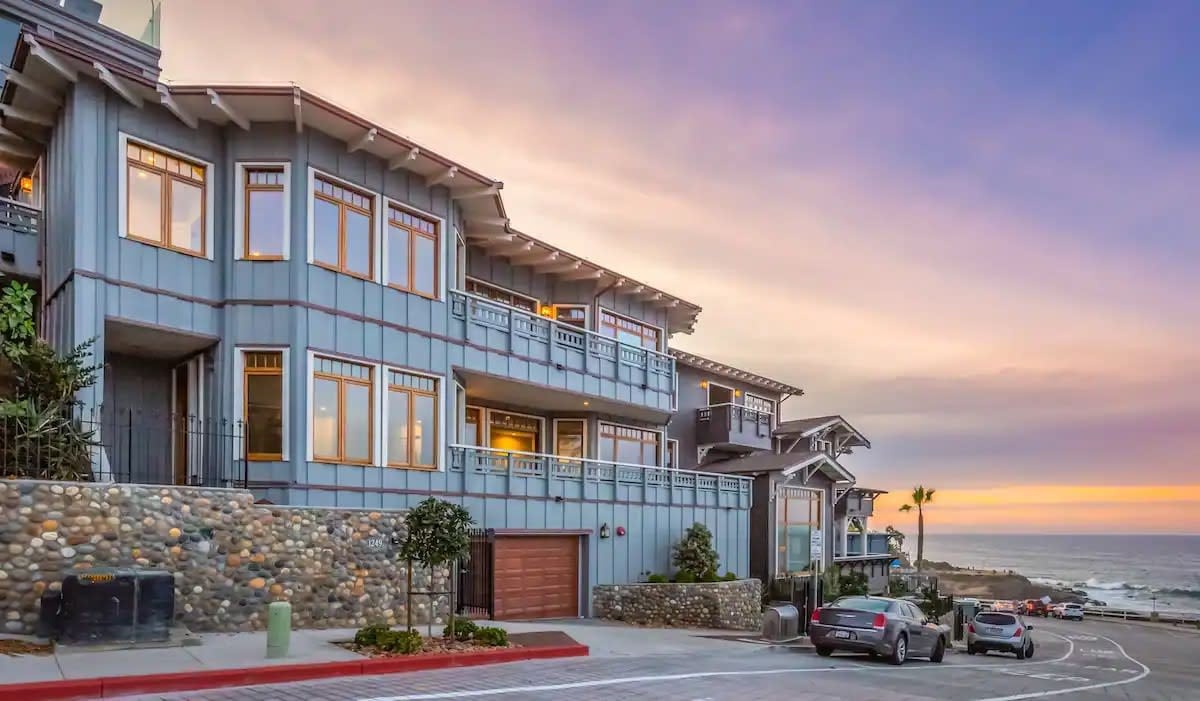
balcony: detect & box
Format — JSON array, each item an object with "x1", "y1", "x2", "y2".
[
  {"x1": 836, "y1": 533, "x2": 892, "y2": 559},
  {"x1": 0, "y1": 198, "x2": 39, "y2": 280},
  {"x1": 696, "y1": 404, "x2": 773, "y2": 452},
  {"x1": 449, "y1": 445, "x2": 752, "y2": 509},
  {"x1": 449, "y1": 291, "x2": 676, "y2": 413}
]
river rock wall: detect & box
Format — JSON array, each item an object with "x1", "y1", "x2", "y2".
[
  {"x1": 592, "y1": 579, "x2": 762, "y2": 630},
  {"x1": 0, "y1": 479, "x2": 447, "y2": 635}
]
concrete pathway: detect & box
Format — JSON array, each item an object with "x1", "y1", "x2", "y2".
[{"x1": 0, "y1": 620, "x2": 758, "y2": 685}]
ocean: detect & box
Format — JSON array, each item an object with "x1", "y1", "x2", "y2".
[{"x1": 922, "y1": 534, "x2": 1200, "y2": 614}]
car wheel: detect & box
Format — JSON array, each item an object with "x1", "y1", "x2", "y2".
[
  {"x1": 966, "y1": 644, "x2": 976, "y2": 655},
  {"x1": 1015, "y1": 642, "x2": 1027, "y2": 660},
  {"x1": 889, "y1": 635, "x2": 907, "y2": 665},
  {"x1": 930, "y1": 636, "x2": 946, "y2": 663},
  {"x1": 816, "y1": 646, "x2": 834, "y2": 657},
  {"x1": 1025, "y1": 641, "x2": 1035, "y2": 659}
]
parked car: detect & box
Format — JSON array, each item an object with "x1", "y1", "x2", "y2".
[
  {"x1": 967, "y1": 611, "x2": 1036, "y2": 659},
  {"x1": 992, "y1": 600, "x2": 1018, "y2": 613},
  {"x1": 1060, "y1": 603, "x2": 1085, "y2": 621},
  {"x1": 810, "y1": 596, "x2": 948, "y2": 666},
  {"x1": 1049, "y1": 603, "x2": 1066, "y2": 618},
  {"x1": 1023, "y1": 599, "x2": 1049, "y2": 617}
]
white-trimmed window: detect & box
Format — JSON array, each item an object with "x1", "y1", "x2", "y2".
[
  {"x1": 465, "y1": 277, "x2": 538, "y2": 313},
  {"x1": 745, "y1": 393, "x2": 775, "y2": 416},
  {"x1": 309, "y1": 171, "x2": 375, "y2": 280},
  {"x1": 119, "y1": 134, "x2": 214, "y2": 259},
  {"x1": 777, "y1": 486, "x2": 823, "y2": 575},
  {"x1": 599, "y1": 308, "x2": 662, "y2": 351},
  {"x1": 597, "y1": 421, "x2": 661, "y2": 466},
  {"x1": 553, "y1": 418, "x2": 587, "y2": 459},
  {"x1": 235, "y1": 162, "x2": 290, "y2": 260},
  {"x1": 311, "y1": 355, "x2": 373, "y2": 464},
  {"x1": 238, "y1": 349, "x2": 288, "y2": 461},
  {"x1": 486, "y1": 410, "x2": 544, "y2": 453},
  {"x1": 386, "y1": 369, "x2": 438, "y2": 470},
  {"x1": 386, "y1": 202, "x2": 440, "y2": 299}
]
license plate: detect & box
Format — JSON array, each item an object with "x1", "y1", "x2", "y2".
[
  {"x1": 834, "y1": 630, "x2": 851, "y2": 639},
  {"x1": 985, "y1": 627, "x2": 1002, "y2": 634}
]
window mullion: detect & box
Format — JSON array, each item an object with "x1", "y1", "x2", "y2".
[{"x1": 337, "y1": 378, "x2": 346, "y2": 462}]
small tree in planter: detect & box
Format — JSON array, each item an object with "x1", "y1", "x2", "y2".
[
  {"x1": 672, "y1": 522, "x2": 719, "y2": 581},
  {"x1": 396, "y1": 498, "x2": 474, "y2": 639}
]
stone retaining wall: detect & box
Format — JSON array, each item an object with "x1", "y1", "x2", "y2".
[
  {"x1": 592, "y1": 578, "x2": 762, "y2": 630},
  {"x1": 0, "y1": 479, "x2": 448, "y2": 634}
]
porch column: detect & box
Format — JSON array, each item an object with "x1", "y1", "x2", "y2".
[
  {"x1": 840, "y1": 516, "x2": 850, "y2": 558},
  {"x1": 861, "y1": 516, "x2": 869, "y2": 555}
]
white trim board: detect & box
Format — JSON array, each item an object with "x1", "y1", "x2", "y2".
[{"x1": 117, "y1": 132, "x2": 216, "y2": 261}]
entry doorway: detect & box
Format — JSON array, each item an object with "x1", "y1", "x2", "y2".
[{"x1": 171, "y1": 355, "x2": 205, "y2": 485}]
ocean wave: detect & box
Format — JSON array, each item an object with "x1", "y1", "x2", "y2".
[
  {"x1": 1083, "y1": 578, "x2": 1148, "y2": 591},
  {"x1": 1152, "y1": 587, "x2": 1200, "y2": 601}
]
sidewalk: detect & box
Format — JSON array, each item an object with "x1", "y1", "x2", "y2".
[{"x1": 0, "y1": 620, "x2": 755, "y2": 696}]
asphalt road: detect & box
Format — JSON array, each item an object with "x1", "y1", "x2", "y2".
[{"x1": 133, "y1": 616, "x2": 1199, "y2": 701}]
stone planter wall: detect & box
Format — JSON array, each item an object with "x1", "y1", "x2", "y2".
[
  {"x1": 0, "y1": 479, "x2": 448, "y2": 635},
  {"x1": 592, "y1": 578, "x2": 762, "y2": 631}
]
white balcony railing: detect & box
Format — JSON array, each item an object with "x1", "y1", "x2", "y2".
[
  {"x1": 449, "y1": 444, "x2": 752, "y2": 496},
  {"x1": 450, "y1": 289, "x2": 675, "y2": 384},
  {"x1": 0, "y1": 197, "x2": 39, "y2": 236}
]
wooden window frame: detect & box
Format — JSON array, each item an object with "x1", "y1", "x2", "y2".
[
  {"x1": 598, "y1": 308, "x2": 663, "y2": 352},
  {"x1": 312, "y1": 175, "x2": 375, "y2": 281},
  {"x1": 242, "y1": 351, "x2": 284, "y2": 461},
  {"x1": 464, "y1": 405, "x2": 484, "y2": 446},
  {"x1": 312, "y1": 357, "x2": 374, "y2": 465},
  {"x1": 552, "y1": 418, "x2": 588, "y2": 460},
  {"x1": 484, "y1": 408, "x2": 546, "y2": 453},
  {"x1": 464, "y1": 276, "x2": 539, "y2": 313},
  {"x1": 552, "y1": 304, "x2": 589, "y2": 330},
  {"x1": 124, "y1": 140, "x2": 208, "y2": 257},
  {"x1": 242, "y1": 165, "x2": 287, "y2": 261},
  {"x1": 386, "y1": 370, "x2": 439, "y2": 470},
  {"x1": 597, "y1": 420, "x2": 663, "y2": 467},
  {"x1": 387, "y1": 202, "x2": 441, "y2": 299},
  {"x1": 666, "y1": 438, "x2": 679, "y2": 469}
]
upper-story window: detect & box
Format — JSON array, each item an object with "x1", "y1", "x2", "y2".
[
  {"x1": 124, "y1": 141, "x2": 207, "y2": 256},
  {"x1": 599, "y1": 309, "x2": 661, "y2": 351},
  {"x1": 465, "y1": 277, "x2": 538, "y2": 313},
  {"x1": 312, "y1": 175, "x2": 374, "y2": 279},
  {"x1": 387, "y1": 203, "x2": 439, "y2": 298},
  {"x1": 598, "y1": 421, "x2": 661, "y2": 466},
  {"x1": 745, "y1": 393, "x2": 775, "y2": 415},
  {"x1": 241, "y1": 165, "x2": 288, "y2": 260}
]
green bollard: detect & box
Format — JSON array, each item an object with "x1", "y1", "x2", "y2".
[{"x1": 266, "y1": 601, "x2": 292, "y2": 659}]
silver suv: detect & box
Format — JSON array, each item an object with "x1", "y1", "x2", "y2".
[{"x1": 967, "y1": 611, "x2": 1035, "y2": 659}]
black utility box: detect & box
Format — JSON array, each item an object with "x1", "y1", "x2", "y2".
[{"x1": 57, "y1": 568, "x2": 175, "y2": 644}]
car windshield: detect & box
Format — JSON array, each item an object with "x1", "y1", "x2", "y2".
[
  {"x1": 831, "y1": 597, "x2": 891, "y2": 612},
  {"x1": 1065, "y1": 603, "x2": 1083, "y2": 609},
  {"x1": 976, "y1": 613, "x2": 1017, "y2": 625}
]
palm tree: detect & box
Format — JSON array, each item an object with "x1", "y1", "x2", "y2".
[{"x1": 898, "y1": 486, "x2": 935, "y2": 570}]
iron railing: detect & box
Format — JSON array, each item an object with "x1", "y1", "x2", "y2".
[
  {"x1": 457, "y1": 528, "x2": 496, "y2": 620},
  {"x1": 0, "y1": 405, "x2": 248, "y2": 489}
]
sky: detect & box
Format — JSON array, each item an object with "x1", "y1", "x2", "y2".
[{"x1": 152, "y1": 0, "x2": 1200, "y2": 534}]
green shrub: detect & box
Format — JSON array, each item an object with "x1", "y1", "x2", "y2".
[
  {"x1": 442, "y1": 616, "x2": 479, "y2": 641},
  {"x1": 722, "y1": 571, "x2": 739, "y2": 581},
  {"x1": 646, "y1": 573, "x2": 668, "y2": 584},
  {"x1": 674, "y1": 570, "x2": 696, "y2": 583},
  {"x1": 838, "y1": 571, "x2": 870, "y2": 597},
  {"x1": 377, "y1": 629, "x2": 424, "y2": 654},
  {"x1": 354, "y1": 623, "x2": 391, "y2": 647},
  {"x1": 672, "y1": 523, "x2": 720, "y2": 581},
  {"x1": 700, "y1": 570, "x2": 720, "y2": 583},
  {"x1": 474, "y1": 626, "x2": 508, "y2": 647}
]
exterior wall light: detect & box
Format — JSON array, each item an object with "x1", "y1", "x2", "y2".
[
  {"x1": 700, "y1": 380, "x2": 708, "y2": 389},
  {"x1": 599, "y1": 523, "x2": 611, "y2": 539}
]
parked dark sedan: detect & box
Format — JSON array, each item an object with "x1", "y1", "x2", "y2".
[{"x1": 810, "y1": 596, "x2": 948, "y2": 665}]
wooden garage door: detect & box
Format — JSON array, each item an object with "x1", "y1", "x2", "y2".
[{"x1": 493, "y1": 535, "x2": 579, "y2": 620}]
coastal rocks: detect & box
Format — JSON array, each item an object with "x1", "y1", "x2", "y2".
[
  {"x1": 0, "y1": 479, "x2": 446, "y2": 635},
  {"x1": 592, "y1": 579, "x2": 762, "y2": 631}
]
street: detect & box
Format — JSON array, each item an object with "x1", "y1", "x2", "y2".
[{"x1": 131, "y1": 617, "x2": 1199, "y2": 701}]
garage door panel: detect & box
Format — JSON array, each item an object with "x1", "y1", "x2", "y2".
[{"x1": 493, "y1": 535, "x2": 579, "y2": 620}]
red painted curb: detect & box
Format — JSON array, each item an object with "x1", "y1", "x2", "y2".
[{"x1": 0, "y1": 643, "x2": 589, "y2": 701}]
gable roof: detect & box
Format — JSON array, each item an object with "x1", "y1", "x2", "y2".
[
  {"x1": 702, "y1": 450, "x2": 855, "y2": 484},
  {"x1": 774, "y1": 414, "x2": 871, "y2": 449},
  {"x1": 670, "y1": 348, "x2": 804, "y2": 396}
]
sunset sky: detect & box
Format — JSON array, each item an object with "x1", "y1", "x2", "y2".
[{"x1": 153, "y1": 0, "x2": 1199, "y2": 534}]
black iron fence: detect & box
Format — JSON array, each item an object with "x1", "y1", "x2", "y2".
[
  {"x1": 0, "y1": 404, "x2": 248, "y2": 489},
  {"x1": 457, "y1": 528, "x2": 496, "y2": 619}
]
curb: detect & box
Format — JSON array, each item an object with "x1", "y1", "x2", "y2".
[{"x1": 0, "y1": 643, "x2": 589, "y2": 700}]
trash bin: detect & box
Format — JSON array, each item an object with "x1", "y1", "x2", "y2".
[
  {"x1": 762, "y1": 604, "x2": 800, "y2": 642},
  {"x1": 953, "y1": 599, "x2": 981, "y2": 641}
]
